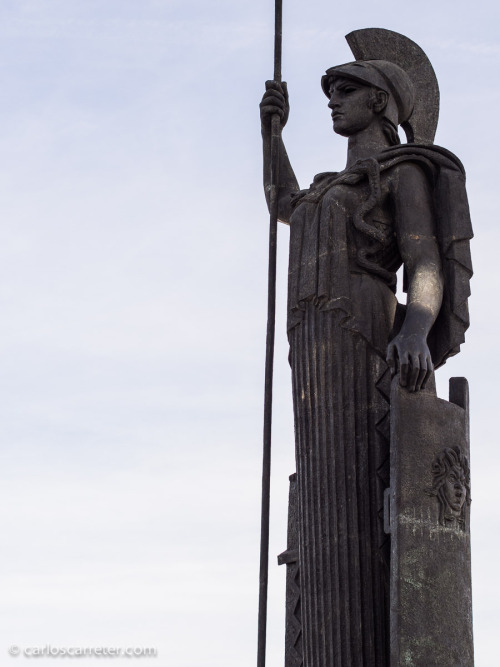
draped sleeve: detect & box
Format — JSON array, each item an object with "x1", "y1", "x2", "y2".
[{"x1": 378, "y1": 145, "x2": 473, "y2": 367}]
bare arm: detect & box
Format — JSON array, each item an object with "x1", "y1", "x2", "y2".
[
  {"x1": 260, "y1": 81, "x2": 299, "y2": 224},
  {"x1": 387, "y1": 162, "x2": 444, "y2": 392}
]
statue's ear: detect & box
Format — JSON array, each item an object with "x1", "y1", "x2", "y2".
[{"x1": 373, "y1": 89, "x2": 388, "y2": 114}]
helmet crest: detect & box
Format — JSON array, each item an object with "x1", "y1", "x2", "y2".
[{"x1": 323, "y1": 28, "x2": 440, "y2": 144}]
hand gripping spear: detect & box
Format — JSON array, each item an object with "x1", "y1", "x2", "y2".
[{"x1": 257, "y1": 1, "x2": 282, "y2": 666}]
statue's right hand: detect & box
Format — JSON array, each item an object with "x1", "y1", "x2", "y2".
[{"x1": 260, "y1": 80, "x2": 289, "y2": 130}]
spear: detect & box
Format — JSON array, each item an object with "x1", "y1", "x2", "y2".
[{"x1": 257, "y1": 0, "x2": 282, "y2": 665}]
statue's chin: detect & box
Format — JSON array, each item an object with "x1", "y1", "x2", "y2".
[{"x1": 332, "y1": 125, "x2": 350, "y2": 137}]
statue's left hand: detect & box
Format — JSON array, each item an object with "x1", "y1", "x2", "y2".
[{"x1": 386, "y1": 332, "x2": 433, "y2": 392}]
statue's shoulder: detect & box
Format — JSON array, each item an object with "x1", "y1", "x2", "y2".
[
  {"x1": 377, "y1": 144, "x2": 466, "y2": 179},
  {"x1": 381, "y1": 157, "x2": 432, "y2": 192}
]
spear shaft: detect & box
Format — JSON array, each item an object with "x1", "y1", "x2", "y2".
[{"x1": 257, "y1": 1, "x2": 282, "y2": 665}]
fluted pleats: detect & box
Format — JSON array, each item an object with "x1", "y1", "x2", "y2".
[{"x1": 290, "y1": 303, "x2": 390, "y2": 667}]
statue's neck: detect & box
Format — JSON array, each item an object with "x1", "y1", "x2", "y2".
[{"x1": 345, "y1": 123, "x2": 391, "y2": 168}]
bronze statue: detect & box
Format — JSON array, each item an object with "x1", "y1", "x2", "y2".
[{"x1": 259, "y1": 29, "x2": 472, "y2": 666}]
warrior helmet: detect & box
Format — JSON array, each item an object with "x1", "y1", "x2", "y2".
[{"x1": 321, "y1": 28, "x2": 440, "y2": 144}]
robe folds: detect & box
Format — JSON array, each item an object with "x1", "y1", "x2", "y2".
[{"x1": 286, "y1": 145, "x2": 472, "y2": 666}]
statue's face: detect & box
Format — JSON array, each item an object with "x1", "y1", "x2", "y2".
[
  {"x1": 443, "y1": 464, "x2": 467, "y2": 513},
  {"x1": 327, "y1": 76, "x2": 377, "y2": 137}
]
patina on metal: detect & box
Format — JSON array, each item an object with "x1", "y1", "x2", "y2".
[{"x1": 259, "y1": 27, "x2": 473, "y2": 666}]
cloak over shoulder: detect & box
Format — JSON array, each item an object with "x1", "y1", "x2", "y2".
[{"x1": 288, "y1": 144, "x2": 473, "y2": 368}]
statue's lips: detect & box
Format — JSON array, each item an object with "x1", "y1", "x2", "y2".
[
  {"x1": 451, "y1": 493, "x2": 464, "y2": 510},
  {"x1": 331, "y1": 113, "x2": 343, "y2": 120}
]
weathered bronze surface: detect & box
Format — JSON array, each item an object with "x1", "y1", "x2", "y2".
[{"x1": 261, "y1": 28, "x2": 473, "y2": 666}]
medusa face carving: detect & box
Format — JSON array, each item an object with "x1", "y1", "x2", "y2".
[
  {"x1": 428, "y1": 446, "x2": 471, "y2": 529},
  {"x1": 443, "y1": 464, "x2": 467, "y2": 513}
]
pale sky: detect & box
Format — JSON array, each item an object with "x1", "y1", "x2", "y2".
[{"x1": 0, "y1": 1, "x2": 498, "y2": 665}]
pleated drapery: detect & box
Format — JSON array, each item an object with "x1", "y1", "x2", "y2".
[{"x1": 289, "y1": 303, "x2": 391, "y2": 666}]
